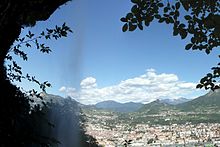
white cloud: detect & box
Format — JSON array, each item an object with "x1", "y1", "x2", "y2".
[
  {"x1": 80, "y1": 77, "x2": 97, "y2": 89},
  {"x1": 59, "y1": 86, "x2": 66, "y2": 92},
  {"x1": 178, "y1": 83, "x2": 197, "y2": 89},
  {"x1": 59, "y1": 69, "x2": 204, "y2": 105},
  {"x1": 59, "y1": 86, "x2": 78, "y2": 98}
]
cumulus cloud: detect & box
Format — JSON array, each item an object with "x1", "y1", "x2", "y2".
[
  {"x1": 80, "y1": 77, "x2": 97, "y2": 89},
  {"x1": 59, "y1": 86, "x2": 78, "y2": 98},
  {"x1": 59, "y1": 86, "x2": 66, "y2": 92},
  {"x1": 59, "y1": 69, "x2": 203, "y2": 105}
]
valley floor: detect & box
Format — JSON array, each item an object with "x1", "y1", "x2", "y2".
[{"x1": 82, "y1": 109, "x2": 220, "y2": 147}]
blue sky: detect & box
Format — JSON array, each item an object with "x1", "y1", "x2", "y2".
[{"x1": 13, "y1": 0, "x2": 220, "y2": 104}]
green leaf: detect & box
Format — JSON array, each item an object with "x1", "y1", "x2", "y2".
[
  {"x1": 179, "y1": 23, "x2": 186, "y2": 28},
  {"x1": 191, "y1": 37, "x2": 196, "y2": 43},
  {"x1": 196, "y1": 84, "x2": 203, "y2": 89},
  {"x1": 46, "y1": 29, "x2": 53, "y2": 34},
  {"x1": 147, "y1": 16, "x2": 154, "y2": 22},
  {"x1": 144, "y1": 20, "x2": 150, "y2": 26},
  {"x1": 154, "y1": 14, "x2": 161, "y2": 19},
  {"x1": 179, "y1": 29, "x2": 187, "y2": 39},
  {"x1": 169, "y1": 11, "x2": 175, "y2": 15},
  {"x1": 192, "y1": 45, "x2": 197, "y2": 50},
  {"x1": 168, "y1": 17, "x2": 174, "y2": 23},
  {"x1": 131, "y1": 18, "x2": 137, "y2": 23},
  {"x1": 165, "y1": 18, "x2": 170, "y2": 24},
  {"x1": 207, "y1": 73, "x2": 212, "y2": 77},
  {"x1": 131, "y1": 5, "x2": 138, "y2": 14},
  {"x1": 131, "y1": 0, "x2": 139, "y2": 3},
  {"x1": 158, "y1": 3, "x2": 164, "y2": 7},
  {"x1": 173, "y1": 27, "x2": 179, "y2": 36},
  {"x1": 40, "y1": 31, "x2": 45, "y2": 36},
  {"x1": 205, "y1": 49, "x2": 210, "y2": 54},
  {"x1": 185, "y1": 43, "x2": 193, "y2": 50},
  {"x1": 19, "y1": 37, "x2": 25, "y2": 42},
  {"x1": 158, "y1": 17, "x2": 165, "y2": 23},
  {"x1": 120, "y1": 17, "x2": 127, "y2": 22},
  {"x1": 26, "y1": 31, "x2": 34, "y2": 38},
  {"x1": 46, "y1": 83, "x2": 51, "y2": 87},
  {"x1": 184, "y1": 15, "x2": 192, "y2": 20},
  {"x1": 164, "y1": 7, "x2": 169, "y2": 13},
  {"x1": 182, "y1": 1, "x2": 189, "y2": 11},
  {"x1": 174, "y1": 10, "x2": 180, "y2": 17},
  {"x1": 26, "y1": 43, "x2": 31, "y2": 47},
  {"x1": 175, "y1": 2, "x2": 180, "y2": 9},
  {"x1": 138, "y1": 23, "x2": 143, "y2": 30},
  {"x1": 122, "y1": 23, "x2": 128, "y2": 32},
  {"x1": 126, "y1": 13, "x2": 133, "y2": 19},
  {"x1": 129, "y1": 24, "x2": 137, "y2": 31}
]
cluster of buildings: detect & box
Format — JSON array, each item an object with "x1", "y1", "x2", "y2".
[{"x1": 82, "y1": 110, "x2": 220, "y2": 147}]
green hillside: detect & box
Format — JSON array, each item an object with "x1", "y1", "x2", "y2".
[
  {"x1": 138, "y1": 90, "x2": 220, "y2": 113},
  {"x1": 138, "y1": 99, "x2": 177, "y2": 114},
  {"x1": 177, "y1": 89, "x2": 220, "y2": 112},
  {"x1": 81, "y1": 90, "x2": 220, "y2": 125},
  {"x1": 133, "y1": 90, "x2": 220, "y2": 124}
]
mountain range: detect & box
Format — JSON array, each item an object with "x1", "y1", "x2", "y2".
[
  {"x1": 177, "y1": 89, "x2": 220, "y2": 112},
  {"x1": 139, "y1": 89, "x2": 220, "y2": 114},
  {"x1": 37, "y1": 89, "x2": 220, "y2": 114},
  {"x1": 85, "y1": 89, "x2": 220, "y2": 113},
  {"x1": 95, "y1": 100, "x2": 144, "y2": 112},
  {"x1": 160, "y1": 97, "x2": 190, "y2": 105},
  {"x1": 92, "y1": 97, "x2": 190, "y2": 113},
  {"x1": 36, "y1": 90, "x2": 220, "y2": 126}
]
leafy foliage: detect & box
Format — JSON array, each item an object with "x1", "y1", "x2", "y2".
[
  {"x1": 6, "y1": 23, "x2": 72, "y2": 95},
  {"x1": 0, "y1": 0, "x2": 75, "y2": 146},
  {"x1": 121, "y1": 0, "x2": 220, "y2": 90},
  {"x1": 0, "y1": 79, "x2": 58, "y2": 146}
]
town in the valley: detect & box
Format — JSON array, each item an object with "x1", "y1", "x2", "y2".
[{"x1": 82, "y1": 109, "x2": 220, "y2": 147}]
